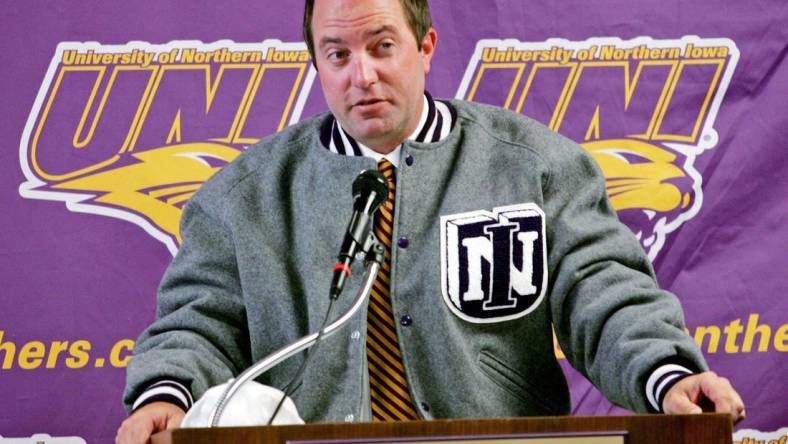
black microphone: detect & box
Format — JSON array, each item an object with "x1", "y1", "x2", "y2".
[{"x1": 329, "y1": 169, "x2": 388, "y2": 299}]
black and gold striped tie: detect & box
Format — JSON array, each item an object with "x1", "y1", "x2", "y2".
[{"x1": 366, "y1": 159, "x2": 420, "y2": 421}]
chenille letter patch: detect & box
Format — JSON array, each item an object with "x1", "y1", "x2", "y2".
[{"x1": 440, "y1": 203, "x2": 547, "y2": 323}]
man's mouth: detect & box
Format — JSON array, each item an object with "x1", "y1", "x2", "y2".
[{"x1": 353, "y1": 98, "x2": 386, "y2": 107}]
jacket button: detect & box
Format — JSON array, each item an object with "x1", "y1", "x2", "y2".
[
  {"x1": 420, "y1": 401, "x2": 431, "y2": 412},
  {"x1": 405, "y1": 154, "x2": 414, "y2": 166},
  {"x1": 397, "y1": 237, "x2": 409, "y2": 249},
  {"x1": 344, "y1": 413, "x2": 355, "y2": 422},
  {"x1": 400, "y1": 314, "x2": 412, "y2": 326}
]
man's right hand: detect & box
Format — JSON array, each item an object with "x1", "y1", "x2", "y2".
[{"x1": 115, "y1": 401, "x2": 185, "y2": 444}]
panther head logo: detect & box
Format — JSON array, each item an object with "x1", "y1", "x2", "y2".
[
  {"x1": 581, "y1": 138, "x2": 694, "y2": 254},
  {"x1": 37, "y1": 142, "x2": 240, "y2": 251}
]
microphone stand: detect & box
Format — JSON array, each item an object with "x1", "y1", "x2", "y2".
[{"x1": 207, "y1": 241, "x2": 385, "y2": 427}]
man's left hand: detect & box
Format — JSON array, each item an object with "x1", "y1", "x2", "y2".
[{"x1": 662, "y1": 371, "x2": 745, "y2": 423}]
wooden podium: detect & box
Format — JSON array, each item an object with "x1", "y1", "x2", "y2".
[{"x1": 152, "y1": 414, "x2": 732, "y2": 444}]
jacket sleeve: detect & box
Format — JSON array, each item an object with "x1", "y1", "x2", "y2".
[
  {"x1": 541, "y1": 138, "x2": 707, "y2": 413},
  {"x1": 123, "y1": 199, "x2": 252, "y2": 413}
]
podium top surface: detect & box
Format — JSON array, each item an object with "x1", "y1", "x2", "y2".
[{"x1": 153, "y1": 414, "x2": 733, "y2": 444}]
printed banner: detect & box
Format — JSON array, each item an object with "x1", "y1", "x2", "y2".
[{"x1": 1, "y1": 1, "x2": 785, "y2": 442}]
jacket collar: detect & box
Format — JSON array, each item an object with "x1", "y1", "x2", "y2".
[{"x1": 319, "y1": 91, "x2": 456, "y2": 159}]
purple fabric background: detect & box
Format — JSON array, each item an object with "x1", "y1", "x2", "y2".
[{"x1": 1, "y1": 1, "x2": 785, "y2": 442}]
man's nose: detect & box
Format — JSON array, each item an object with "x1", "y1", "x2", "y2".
[{"x1": 351, "y1": 55, "x2": 378, "y2": 89}]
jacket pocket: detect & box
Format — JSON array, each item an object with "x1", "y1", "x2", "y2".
[{"x1": 477, "y1": 350, "x2": 560, "y2": 415}]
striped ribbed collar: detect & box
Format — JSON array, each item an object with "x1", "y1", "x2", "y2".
[{"x1": 319, "y1": 91, "x2": 456, "y2": 166}]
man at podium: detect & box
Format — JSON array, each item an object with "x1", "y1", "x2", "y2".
[{"x1": 116, "y1": 0, "x2": 745, "y2": 442}]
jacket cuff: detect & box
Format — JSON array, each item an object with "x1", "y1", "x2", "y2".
[
  {"x1": 132, "y1": 379, "x2": 194, "y2": 413},
  {"x1": 645, "y1": 359, "x2": 699, "y2": 412}
]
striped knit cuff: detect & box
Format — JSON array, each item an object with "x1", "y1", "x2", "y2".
[
  {"x1": 132, "y1": 379, "x2": 193, "y2": 413},
  {"x1": 645, "y1": 364, "x2": 694, "y2": 412}
]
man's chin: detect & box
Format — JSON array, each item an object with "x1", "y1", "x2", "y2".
[{"x1": 343, "y1": 120, "x2": 392, "y2": 143}]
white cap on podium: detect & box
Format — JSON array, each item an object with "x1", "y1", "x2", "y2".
[{"x1": 181, "y1": 380, "x2": 304, "y2": 427}]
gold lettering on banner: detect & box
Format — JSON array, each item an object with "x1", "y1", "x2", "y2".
[
  {"x1": 456, "y1": 36, "x2": 740, "y2": 262},
  {"x1": 20, "y1": 40, "x2": 316, "y2": 256}
]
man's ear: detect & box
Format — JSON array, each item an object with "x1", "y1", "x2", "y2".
[{"x1": 420, "y1": 27, "x2": 438, "y2": 74}]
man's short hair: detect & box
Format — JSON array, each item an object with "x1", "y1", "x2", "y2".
[{"x1": 303, "y1": 0, "x2": 433, "y2": 65}]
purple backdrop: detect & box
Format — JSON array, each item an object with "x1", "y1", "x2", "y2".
[{"x1": 1, "y1": 1, "x2": 785, "y2": 443}]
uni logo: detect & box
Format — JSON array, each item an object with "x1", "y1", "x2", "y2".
[
  {"x1": 19, "y1": 40, "x2": 316, "y2": 255},
  {"x1": 441, "y1": 203, "x2": 547, "y2": 324},
  {"x1": 456, "y1": 36, "x2": 739, "y2": 259}
]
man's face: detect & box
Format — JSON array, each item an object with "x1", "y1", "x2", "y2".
[{"x1": 311, "y1": 0, "x2": 436, "y2": 153}]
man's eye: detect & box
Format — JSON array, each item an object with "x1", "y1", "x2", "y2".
[
  {"x1": 379, "y1": 42, "x2": 394, "y2": 50},
  {"x1": 328, "y1": 50, "x2": 348, "y2": 62}
]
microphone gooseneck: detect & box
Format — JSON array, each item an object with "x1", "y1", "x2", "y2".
[{"x1": 207, "y1": 169, "x2": 388, "y2": 427}]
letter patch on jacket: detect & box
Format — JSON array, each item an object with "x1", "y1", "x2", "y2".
[{"x1": 440, "y1": 203, "x2": 547, "y2": 323}]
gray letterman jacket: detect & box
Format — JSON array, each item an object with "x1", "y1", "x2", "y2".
[{"x1": 123, "y1": 99, "x2": 707, "y2": 420}]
